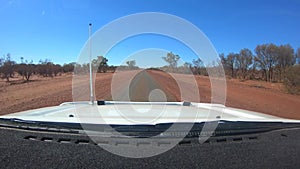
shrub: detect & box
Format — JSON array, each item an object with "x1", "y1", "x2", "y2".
[{"x1": 283, "y1": 65, "x2": 300, "y2": 94}]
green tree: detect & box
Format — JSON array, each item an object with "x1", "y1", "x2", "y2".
[
  {"x1": 221, "y1": 53, "x2": 237, "y2": 78},
  {"x1": 255, "y1": 43, "x2": 279, "y2": 82},
  {"x1": 62, "y1": 62, "x2": 75, "y2": 73},
  {"x1": 192, "y1": 58, "x2": 203, "y2": 75},
  {"x1": 236, "y1": 48, "x2": 253, "y2": 80},
  {"x1": 162, "y1": 52, "x2": 180, "y2": 70},
  {"x1": 126, "y1": 60, "x2": 136, "y2": 69},
  {"x1": 95, "y1": 56, "x2": 108, "y2": 73},
  {"x1": 296, "y1": 48, "x2": 300, "y2": 64},
  {"x1": 0, "y1": 57, "x2": 3, "y2": 67},
  {"x1": 16, "y1": 59, "x2": 35, "y2": 81},
  {"x1": 37, "y1": 59, "x2": 55, "y2": 77},
  {"x1": 183, "y1": 62, "x2": 192, "y2": 69},
  {"x1": 277, "y1": 44, "x2": 295, "y2": 81},
  {"x1": 284, "y1": 65, "x2": 300, "y2": 94},
  {"x1": 0, "y1": 53, "x2": 16, "y2": 82}
]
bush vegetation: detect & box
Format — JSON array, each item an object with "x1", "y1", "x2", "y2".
[{"x1": 1, "y1": 43, "x2": 300, "y2": 94}]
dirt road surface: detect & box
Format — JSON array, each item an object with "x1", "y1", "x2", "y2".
[{"x1": 0, "y1": 70, "x2": 299, "y2": 119}]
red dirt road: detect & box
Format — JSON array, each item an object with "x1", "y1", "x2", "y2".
[{"x1": 0, "y1": 70, "x2": 300, "y2": 119}]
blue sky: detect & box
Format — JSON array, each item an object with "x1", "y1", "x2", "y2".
[{"x1": 0, "y1": 0, "x2": 299, "y2": 66}]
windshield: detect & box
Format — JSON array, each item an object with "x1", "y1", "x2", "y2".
[
  {"x1": 0, "y1": 0, "x2": 300, "y2": 159},
  {"x1": 1, "y1": 0, "x2": 299, "y2": 119}
]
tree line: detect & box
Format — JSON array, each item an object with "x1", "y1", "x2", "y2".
[
  {"x1": 161, "y1": 44, "x2": 300, "y2": 94},
  {"x1": 0, "y1": 54, "x2": 137, "y2": 82},
  {"x1": 0, "y1": 54, "x2": 76, "y2": 82},
  {"x1": 1, "y1": 43, "x2": 299, "y2": 93},
  {"x1": 218, "y1": 44, "x2": 300, "y2": 94},
  {"x1": 163, "y1": 44, "x2": 299, "y2": 82},
  {"x1": 74, "y1": 56, "x2": 138, "y2": 74},
  {"x1": 220, "y1": 44, "x2": 299, "y2": 82}
]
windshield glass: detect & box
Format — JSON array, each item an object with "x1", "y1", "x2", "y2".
[
  {"x1": 1, "y1": 0, "x2": 299, "y2": 120},
  {"x1": 0, "y1": 0, "x2": 300, "y2": 160}
]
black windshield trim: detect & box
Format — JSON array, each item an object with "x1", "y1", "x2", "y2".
[{"x1": 1, "y1": 118, "x2": 300, "y2": 137}]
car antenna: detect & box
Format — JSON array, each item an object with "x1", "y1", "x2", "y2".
[{"x1": 89, "y1": 23, "x2": 94, "y2": 105}]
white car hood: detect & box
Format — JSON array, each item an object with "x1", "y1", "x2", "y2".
[{"x1": 1, "y1": 101, "x2": 299, "y2": 125}]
